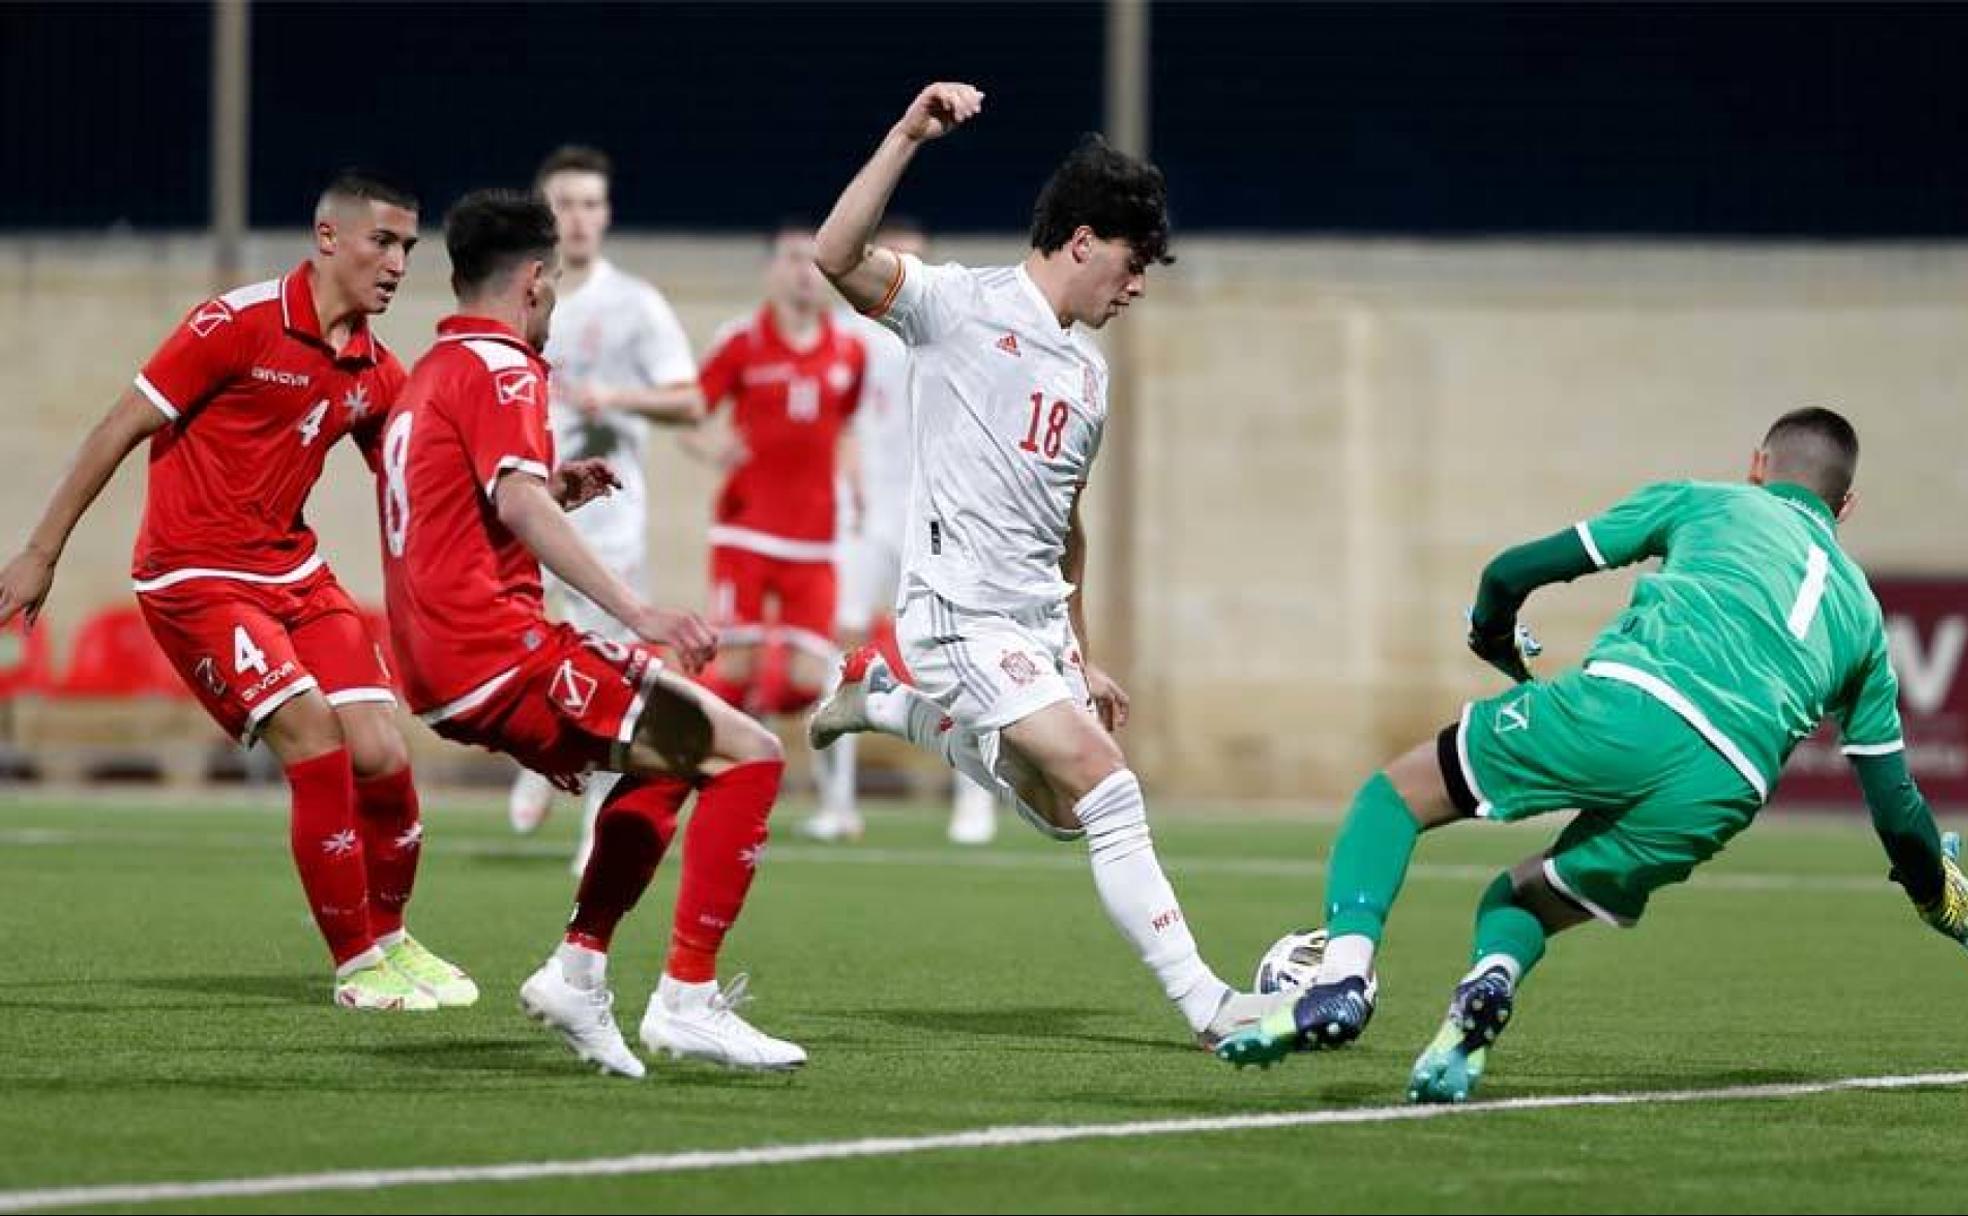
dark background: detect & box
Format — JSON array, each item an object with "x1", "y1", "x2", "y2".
[{"x1": 5, "y1": 2, "x2": 1965, "y2": 236}]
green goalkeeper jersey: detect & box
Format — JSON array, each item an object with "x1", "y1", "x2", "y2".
[{"x1": 1574, "y1": 479, "x2": 1903, "y2": 802}]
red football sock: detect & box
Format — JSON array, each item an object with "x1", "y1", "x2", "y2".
[
  {"x1": 667, "y1": 758, "x2": 784, "y2": 982},
  {"x1": 564, "y1": 774, "x2": 693, "y2": 952},
  {"x1": 354, "y1": 766, "x2": 421, "y2": 939},
  {"x1": 285, "y1": 748, "x2": 374, "y2": 966}
]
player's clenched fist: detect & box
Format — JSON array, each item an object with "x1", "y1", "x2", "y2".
[{"x1": 895, "y1": 83, "x2": 985, "y2": 143}]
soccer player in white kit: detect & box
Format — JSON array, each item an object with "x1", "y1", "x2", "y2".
[
  {"x1": 810, "y1": 83, "x2": 1277, "y2": 1046},
  {"x1": 509, "y1": 146, "x2": 705, "y2": 873},
  {"x1": 804, "y1": 216, "x2": 999, "y2": 847}
]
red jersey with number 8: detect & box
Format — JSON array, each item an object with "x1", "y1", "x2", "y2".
[{"x1": 378, "y1": 315, "x2": 560, "y2": 714}]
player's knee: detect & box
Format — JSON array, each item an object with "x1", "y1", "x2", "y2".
[
  {"x1": 1054, "y1": 745, "x2": 1126, "y2": 810},
  {"x1": 346, "y1": 729, "x2": 411, "y2": 781},
  {"x1": 259, "y1": 693, "x2": 345, "y2": 765}
]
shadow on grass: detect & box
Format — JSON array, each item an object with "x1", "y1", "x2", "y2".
[{"x1": 832, "y1": 1004, "x2": 1194, "y2": 1056}]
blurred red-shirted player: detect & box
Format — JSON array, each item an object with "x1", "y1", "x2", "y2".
[
  {"x1": 0, "y1": 172, "x2": 473, "y2": 1012},
  {"x1": 380, "y1": 189, "x2": 802, "y2": 1078},
  {"x1": 691, "y1": 222, "x2": 865, "y2": 717}
]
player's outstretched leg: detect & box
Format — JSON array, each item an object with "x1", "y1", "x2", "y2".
[
  {"x1": 632, "y1": 675, "x2": 806, "y2": 1071},
  {"x1": 1217, "y1": 739, "x2": 1466, "y2": 1067},
  {"x1": 1409, "y1": 859, "x2": 1579, "y2": 1103}
]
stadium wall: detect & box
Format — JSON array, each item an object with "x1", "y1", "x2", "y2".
[{"x1": 4, "y1": 234, "x2": 1964, "y2": 799}]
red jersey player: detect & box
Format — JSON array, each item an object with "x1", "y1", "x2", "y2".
[
  {"x1": 381, "y1": 190, "x2": 801, "y2": 1078},
  {"x1": 0, "y1": 172, "x2": 473, "y2": 1012},
  {"x1": 691, "y1": 222, "x2": 865, "y2": 717}
]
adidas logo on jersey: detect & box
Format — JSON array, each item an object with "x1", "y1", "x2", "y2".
[{"x1": 995, "y1": 333, "x2": 1021, "y2": 357}]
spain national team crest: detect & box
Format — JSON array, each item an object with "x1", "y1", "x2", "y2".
[
  {"x1": 1495, "y1": 693, "x2": 1532, "y2": 734},
  {"x1": 551, "y1": 659, "x2": 597, "y2": 718},
  {"x1": 494, "y1": 368, "x2": 541, "y2": 407},
  {"x1": 1000, "y1": 650, "x2": 1040, "y2": 687}
]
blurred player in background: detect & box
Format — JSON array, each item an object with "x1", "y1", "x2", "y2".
[
  {"x1": 1210, "y1": 408, "x2": 1967, "y2": 1106},
  {"x1": 812, "y1": 84, "x2": 1278, "y2": 1047},
  {"x1": 0, "y1": 171, "x2": 473, "y2": 1012},
  {"x1": 689, "y1": 223, "x2": 864, "y2": 773},
  {"x1": 803, "y1": 215, "x2": 998, "y2": 845},
  {"x1": 381, "y1": 190, "x2": 802, "y2": 1077},
  {"x1": 508, "y1": 146, "x2": 705, "y2": 876}
]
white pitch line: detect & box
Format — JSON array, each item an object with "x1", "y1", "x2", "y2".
[{"x1": 1, "y1": 1071, "x2": 1963, "y2": 1213}]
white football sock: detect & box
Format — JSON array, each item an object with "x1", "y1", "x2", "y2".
[
  {"x1": 866, "y1": 682, "x2": 1008, "y2": 798},
  {"x1": 1316, "y1": 933, "x2": 1377, "y2": 986},
  {"x1": 554, "y1": 941, "x2": 607, "y2": 990},
  {"x1": 1073, "y1": 769, "x2": 1230, "y2": 1032},
  {"x1": 820, "y1": 732, "x2": 858, "y2": 816},
  {"x1": 1463, "y1": 953, "x2": 1523, "y2": 986}
]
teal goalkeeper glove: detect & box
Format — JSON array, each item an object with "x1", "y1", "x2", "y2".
[
  {"x1": 1916, "y1": 832, "x2": 1968, "y2": 946},
  {"x1": 1466, "y1": 608, "x2": 1543, "y2": 685}
]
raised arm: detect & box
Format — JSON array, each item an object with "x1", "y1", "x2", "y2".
[
  {"x1": 815, "y1": 82, "x2": 983, "y2": 312},
  {"x1": 0, "y1": 387, "x2": 168, "y2": 627}
]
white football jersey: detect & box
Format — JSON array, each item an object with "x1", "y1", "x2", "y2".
[
  {"x1": 872, "y1": 255, "x2": 1109, "y2": 613},
  {"x1": 835, "y1": 306, "x2": 914, "y2": 550},
  {"x1": 542, "y1": 258, "x2": 696, "y2": 568}
]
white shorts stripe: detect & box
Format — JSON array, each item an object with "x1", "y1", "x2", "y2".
[
  {"x1": 324, "y1": 687, "x2": 396, "y2": 709},
  {"x1": 1541, "y1": 856, "x2": 1633, "y2": 928},
  {"x1": 708, "y1": 526, "x2": 837, "y2": 564},
  {"x1": 1455, "y1": 702, "x2": 1495, "y2": 818},
  {"x1": 418, "y1": 667, "x2": 520, "y2": 726},
  {"x1": 242, "y1": 676, "x2": 320, "y2": 742}
]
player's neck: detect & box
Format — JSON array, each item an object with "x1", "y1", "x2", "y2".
[
  {"x1": 770, "y1": 301, "x2": 823, "y2": 349},
  {"x1": 561, "y1": 256, "x2": 600, "y2": 295},
  {"x1": 456, "y1": 295, "x2": 532, "y2": 344},
  {"x1": 306, "y1": 262, "x2": 365, "y2": 353},
  {"x1": 1020, "y1": 251, "x2": 1075, "y2": 330}
]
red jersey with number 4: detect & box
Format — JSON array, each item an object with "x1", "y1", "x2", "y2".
[
  {"x1": 379, "y1": 316, "x2": 559, "y2": 714},
  {"x1": 698, "y1": 307, "x2": 864, "y2": 560},
  {"x1": 132, "y1": 262, "x2": 402, "y2": 588}
]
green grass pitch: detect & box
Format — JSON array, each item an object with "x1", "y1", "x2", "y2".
[{"x1": 2, "y1": 791, "x2": 1964, "y2": 1213}]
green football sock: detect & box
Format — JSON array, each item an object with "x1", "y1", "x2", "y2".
[
  {"x1": 1323, "y1": 773, "x2": 1421, "y2": 944},
  {"x1": 1469, "y1": 871, "x2": 1547, "y2": 982}
]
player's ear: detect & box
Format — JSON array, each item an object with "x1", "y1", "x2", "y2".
[
  {"x1": 1072, "y1": 226, "x2": 1096, "y2": 264},
  {"x1": 1746, "y1": 446, "x2": 1768, "y2": 486},
  {"x1": 314, "y1": 217, "x2": 337, "y2": 258},
  {"x1": 1836, "y1": 489, "x2": 1859, "y2": 524}
]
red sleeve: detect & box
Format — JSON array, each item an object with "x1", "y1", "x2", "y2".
[
  {"x1": 350, "y1": 351, "x2": 407, "y2": 473},
  {"x1": 697, "y1": 330, "x2": 744, "y2": 415},
  {"x1": 456, "y1": 359, "x2": 554, "y2": 499},
  {"x1": 135, "y1": 297, "x2": 255, "y2": 422}
]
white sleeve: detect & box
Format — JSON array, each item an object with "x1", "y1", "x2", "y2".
[
  {"x1": 868, "y1": 254, "x2": 970, "y2": 347},
  {"x1": 635, "y1": 285, "x2": 698, "y2": 385}
]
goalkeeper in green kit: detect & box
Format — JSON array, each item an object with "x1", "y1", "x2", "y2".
[{"x1": 1216, "y1": 407, "x2": 1965, "y2": 1103}]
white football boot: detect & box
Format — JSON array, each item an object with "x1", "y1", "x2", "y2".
[
  {"x1": 640, "y1": 973, "x2": 807, "y2": 1071},
  {"x1": 947, "y1": 778, "x2": 998, "y2": 845},
  {"x1": 508, "y1": 768, "x2": 556, "y2": 835},
  {"x1": 519, "y1": 956, "x2": 646, "y2": 1079}
]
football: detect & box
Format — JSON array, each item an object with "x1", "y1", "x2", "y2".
[{"x1": 1253, "y1": 928, "x2": 1330, "y2": 993}]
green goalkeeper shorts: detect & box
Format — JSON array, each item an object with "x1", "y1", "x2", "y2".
[{"x1": 1441, "y1": 665, "x2": 1762, "y2": 927}]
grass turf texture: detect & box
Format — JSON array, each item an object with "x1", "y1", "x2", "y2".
[{"x1": 2, "y1": 792, "x2": 1964, "y2": 1213}]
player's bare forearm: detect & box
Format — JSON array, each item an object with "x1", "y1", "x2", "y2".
[
  {"x1": 496, "y1": 474, "x2": 648, "y2": 628},
  {"x1": 22, "y1": 389, "x2": 162, "y2": 563},
  {"x1": 610, "y1": 381, "x2": 705, "y2": 427},
  {"x1": 817, "y1": 82, "x2": 985, "y2": 309},
  {"x1": 814, "y1": 130, "x2": 917, "y2": 309},
  {"x1": 0, "y1": 389, "x2": 163, "y2": 626}
]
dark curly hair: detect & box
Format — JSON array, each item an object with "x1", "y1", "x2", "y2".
[{"x1": 1029, "y1": 133, "x2": 1173, "y2": 266}]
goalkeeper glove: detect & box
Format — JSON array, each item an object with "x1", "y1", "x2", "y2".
[
  {"x1": 1916, "y1": 831, "x2": 1968, "y2": 946},
  {"x1": 1466, "y1": 608, "x2": 1543, "y2": 685}
]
